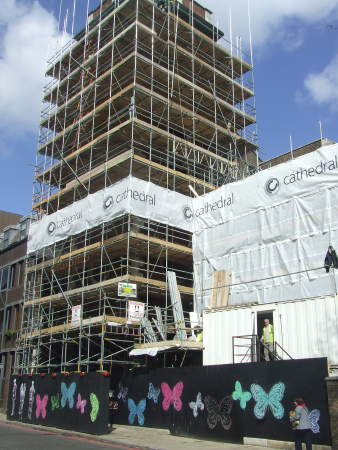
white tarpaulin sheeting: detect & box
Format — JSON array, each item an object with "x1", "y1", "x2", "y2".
[
  {"x1": 192, "y1": 143, "x2": 338, "y2": 312},
  {"x1": 28, "y1": 143, "x2": 338, "y2": 313},
  {"x1": 129, "y1": 347, "x2": 171, "y2": 357},
  {"x1": 28, "y1": 175, "x2": 192, "y2": 253}
]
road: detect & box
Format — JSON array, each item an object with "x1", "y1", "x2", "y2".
[{"x1": 0, "y1": 422, "x2": 140, "y2": 450}]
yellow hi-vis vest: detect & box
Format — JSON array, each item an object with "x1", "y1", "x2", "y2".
[{"x1": 262, "y1": 324, "x2": 274, "y2": 343}]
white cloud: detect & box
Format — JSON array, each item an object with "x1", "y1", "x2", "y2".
[
  {"x1": 0, "y1": 0, "x2": 67, "y2": 136},
  {"x1": 204, "y1": 0, "x2": 338, "y2": 49},
  {"x1": 0, "y1": 0, "x2": 337, "y2": 140},
  {"x1": 278, "y1": 28, "x2": 305, "y2": 52},
  {"x1": 304, "y1": 54, "x2": 338, "y2": 107},
  {"x1": 0, "y1": 0, "x2": 26, "y2": 25}
]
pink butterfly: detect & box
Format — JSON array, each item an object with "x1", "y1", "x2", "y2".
[
  {"x1": 76, "y1": 393, "x2": 87, "y2": 414},
  {"x1": 35, "y1": 394, "x2": 48, "y2": 419},
  {"x1": 161, "y1": 381, "x2": 184, "y2": 412}
]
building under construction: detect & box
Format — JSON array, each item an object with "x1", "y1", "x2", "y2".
[{"x1": 15, "y1": 0, "x2": 258, "y2": 374}]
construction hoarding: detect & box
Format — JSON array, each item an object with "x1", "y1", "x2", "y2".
[
  {"x1": 7, "y1": 372, "x2": 109, "y2": 434},
  {"x1": 114, "y1": 358, "x2": 330, "y2": 445}
]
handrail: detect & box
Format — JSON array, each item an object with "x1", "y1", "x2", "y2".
[
  {"x1": 232, "y1": 334, "x2": 292, "y2": 364},
  {"x1": 274, "y1": 341, "x2": 293, "y2": 360}
]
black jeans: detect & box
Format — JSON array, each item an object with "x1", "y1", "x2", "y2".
[{"x1": 294, "y1": 429, "x2": 312, "y2": 450}]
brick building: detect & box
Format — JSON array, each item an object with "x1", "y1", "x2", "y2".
[
  {"x1": 260, "y1": 138, "x2": 335, "y2": 170},
  {"x1": 0, "y1": 213, "x2": 29, "y2": 409}
]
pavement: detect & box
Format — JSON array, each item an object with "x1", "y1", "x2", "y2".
[
  {"x1": 0, "y1": 421, "x2": 137, "y2": 450},
  {"x1": 0, "y1": 412, "x2": 330, "y2": 450}
]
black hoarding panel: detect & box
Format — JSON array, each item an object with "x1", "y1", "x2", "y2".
[
  {"x1": 114, "y1": 358, "x2": 331, "y2": 445},
  {"x1": 7, "y1": 372, "x2": 109, "y2": 435}
]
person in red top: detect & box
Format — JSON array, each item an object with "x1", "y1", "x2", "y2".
[{"x1": 289, "y1": 397, "x2": 313, "y2": 450}]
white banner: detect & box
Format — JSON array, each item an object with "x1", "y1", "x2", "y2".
[
  {"x1": 186, "y1": 144, "x2": 338, "y2": 232},
  {"x1": 128, "y1": 300, "x2": 145, "y2": 322},
  {"x1": 193, "y1": 143, "x2": 338, "y2": 312},
  {"x1": 28, "y1": 142, "x2": 338, "y2": 314},
  {"x1": 28, "y1": 175, "x2": 192, "y2": 253},
  {"x1": 71, "y1": 305, "x2": 81, "y2": 325}
]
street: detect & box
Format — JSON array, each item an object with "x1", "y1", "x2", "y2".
[{"x1": 0, "y1": 422, "x2": 140, "y2": 450}]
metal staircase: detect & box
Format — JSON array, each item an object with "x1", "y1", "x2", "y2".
[{"x1": 232, "y1": 334, "x2": 292, "y2": 364}]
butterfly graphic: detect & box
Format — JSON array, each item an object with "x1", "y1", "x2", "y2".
[
  {"x1": 204, "y1": 395, "x2": 233, "y2": 430},
  {"x1": 76, "y1": 393, "x2": 87, "y2": 414},
  {"x1": 147, "y1": 383, "x2": 160, "y2": 404},
  {"x1": 11, "y1": 378, "x2": 17, "y2": 416},
  {"x1": 128, "y1": 398, "x2": 146, "y2": 426},
  {"x1": 28, "y1": 382, "x2": 35, "y2": 420},
  {"x1": 189, "y1": 392, "x2": 204, "y2": 418},
  {"x1": 51, "y1": 394, "x2": 60, "y2": 411},
  {"x1": 308, "y1": 409, "x2": 320, "y2": 434},
  {"x1": 61, "y1": 382, "x2": 76, "y2": 408},
  {"x1": 161, "y1": 381, "x2": 184, "y2": 412},
  {"x1": 35, "y1": 394, "x2": 48, "y2": 419},
  {"x1": 19, "y1": 383, "x2": 27, "y2": 417},
  {"x1": 90, "y1": 393, "x2": 99, "y2": 422},
  {"x1": 250, "y1": 382, "x2": 285, "y2": 420},
  {"x1": 117, "y1": 382, "x2": 128, "y2": 403},
  {"x1": 232, "y1": 381, "x2": 252, "y2": 410}
]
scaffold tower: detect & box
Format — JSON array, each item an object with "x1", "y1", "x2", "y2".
[{"x1": 16, "y1": 0, "x2": 258, "y2": 374}]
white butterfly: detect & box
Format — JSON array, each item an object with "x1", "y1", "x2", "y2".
[
  {"x1": 189, "y1": 392, "x2": 204, "y2": 418},
  {"x1": 308, "y1": 409, "x2": 320, "y2": 434},
  {"x1": 147, "y1": 382, "x2": 160, "y2": 404}
]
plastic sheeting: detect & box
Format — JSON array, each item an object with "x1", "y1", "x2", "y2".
[
  {"x1": 129, "y1": 346, "x2": 171, "y2": 356},
  {"x1": 28, "y1": 142, "x2": 338, "y2": 313},
  {"x1": 193, "y1": 143, "x2": 338, "y2": 312},
  {"x1": 28, "y1": 175, "x2": 192, "y2": 253}
]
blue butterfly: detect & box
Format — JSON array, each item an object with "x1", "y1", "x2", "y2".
[
  {"x1": 308, "y1": 409, "x2": 320, "y2": 434},
  {"x1": 61, "y1": 382, "x2": 76, "y2": 409},
  {"x1": 232, "y1": 381, "x2": 252, "y2": 410},
  {"x1": 128, "y1": 398, "x2": 146, "y2": 426},
  {"x1": 250, "y1": 382, "x2": 285, "y2": 420},
  {"x1": 147, "y1": 383, "x2": 160, "y2": 404}
]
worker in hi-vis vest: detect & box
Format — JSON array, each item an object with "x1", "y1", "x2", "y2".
[{"x1": 260, "y1": 318, "x2": 274, "y2": 361}]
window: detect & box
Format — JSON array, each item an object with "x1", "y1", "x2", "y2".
[
  {"x1": 0, "y1": 265, "x2": 15, "y2": 291},
  {"x1": 0, "y1": 267, "x2": 9, "y2": 291},
  {"x1": 9, "y1": 265, "x2": 15, "y2": 289},
  {"x1": 20, "y1": 218, "x2": 30, "y2": 241}
]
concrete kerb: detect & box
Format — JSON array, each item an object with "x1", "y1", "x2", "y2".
[
  {"x1": 0, "y1": 413, "x2": 332, "y2": 450},
  {"x1": 244, "y1": 437, "x2": 331, "y2": 450}
]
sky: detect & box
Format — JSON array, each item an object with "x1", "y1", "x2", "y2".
[{"x1": 0, "y1": 0, "x2": 338, "y2": 216}]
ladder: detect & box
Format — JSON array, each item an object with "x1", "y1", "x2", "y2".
[{"x1": 167, "y1": 271, "x2": 187, "y2": 341}]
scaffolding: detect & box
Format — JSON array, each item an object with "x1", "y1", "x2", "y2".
[{"x1": 16, "y1": 0, "x2": 258, "y2": 373}]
